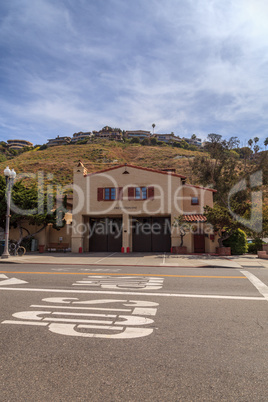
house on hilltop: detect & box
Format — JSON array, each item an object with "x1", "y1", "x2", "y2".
[
  {"x1": 125, "y1": 130, "x2": 151, "y2": 140},
  {"x1": 93, "y1": 126, "x2": 123, "y2": 141},
  {"x1": 7, "y1": 139, "x2": 33, "y2": 150},
  {"x1": 183, "y1": 137, "x2": 202, "y2": 147},
  {"x1": 47, "y1": 135, "x2": 71, "y2": 147},
  {"x1": 152, "y1": 133, "x2": 181, "y2": 144},
  {"x1": 71, "y1": 132, "x2": 93, "y2": 143}
]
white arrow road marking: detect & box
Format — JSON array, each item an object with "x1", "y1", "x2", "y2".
[{"x1": 0, "y1": 275, "x2": 28, "y2": 286}]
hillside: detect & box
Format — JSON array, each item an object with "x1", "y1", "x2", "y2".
[{"x1": 0, "y1": 142, "x2": 204, "y2": 187}]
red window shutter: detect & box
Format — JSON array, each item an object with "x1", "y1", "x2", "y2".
[
  {"x1": 128, "y1": 187, "x2": 135, "y2": 200},
  {"x1": 97, "y1": 188, "x2": 103, "y2": 201},
  {"x1": 148, "y1": 186, "x2": 154, "y2": 200},
  {"x1": 118, "y1": 187, "x2": 123, "y2": 200}
]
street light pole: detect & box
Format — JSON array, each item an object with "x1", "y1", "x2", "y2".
[{"x1": 1, "y1": 167, "x2": 16, "y2": 259}]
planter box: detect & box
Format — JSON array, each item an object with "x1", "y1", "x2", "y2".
[
  {"x1": 262, "y1": 244, "x2": 268, "y2": 253},
  {"x1": 216, "y1": 247, "x2": 231, "y2": 256},
  {"x1": 258, "y1": 251, "x2": 268, "y2": 259},
  {"x1": 172, "y1": 246, "x2": 187, "y2": 254}
]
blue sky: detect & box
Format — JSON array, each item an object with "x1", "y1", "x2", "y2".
[{"x1": 1, "y1": 0, "x2": 268, "y2": 147}]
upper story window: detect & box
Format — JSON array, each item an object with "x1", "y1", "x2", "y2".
[
  {"x1": 128, "y1": 187, "x2": 154, "y2": 200},
  {"x1": 135, "y1": 187, "x2": 147, "y2": 200},
  {"x1": 97, "y1": 187, "x2": 123, "y2": 201},
  {"x1": 104, "y1": 188, "x2": 116, "y2": 200},
  {"x1": 98, "y1": 186, "x2": 154, "y2": 201},
  {"x1": 191, "y1": 197, "x2": 199, "y2": 205}
]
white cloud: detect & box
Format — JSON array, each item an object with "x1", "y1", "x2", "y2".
[{"x1": 1, "y1": 0, "x2": 268, "y2": 144}]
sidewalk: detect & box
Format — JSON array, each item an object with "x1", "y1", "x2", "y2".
[{"x1": 1, "y1": 252, "x2": 268, "y2": 269}]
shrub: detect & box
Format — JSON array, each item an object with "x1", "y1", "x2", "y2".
[
  {"x1": 0, "y1": 152, "x2": 7, "y2": 162},
  {"x1": 223, "y1": 229, "x2": 248, "y2": 255},
  {"x1": 130, "y1": 138, "x2": 140, "y2": 144},
  {"x1": 76, "y1": 139, "x2": 88, "y2": 145},
  {"x1": 172, "y1": 142, "x2": 182, "y2": 148},
  {"x1": 247, "y1": 238, "x2": 265, "y2": 254},
  {"x1": 141, "y1": 138, "x2": 150, "y2": 146},
  {"x1": 38, "y1": 144, "x2": 48, "y2": 150},
  {"x1": 247, "y1": 243, "x2": 257, "y2": 254}
]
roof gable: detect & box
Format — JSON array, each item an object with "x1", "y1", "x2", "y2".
[{"x1": 86, "y1": 164, "x2": 187, "y2": 179}]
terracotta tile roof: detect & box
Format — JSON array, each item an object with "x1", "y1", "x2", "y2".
[
  {"x1": 86, "y1": 164, "x2": 187, "y2": 179},
  {"x1": 183, "y1": 214, "x2": 207, "y2": 222},
  {"x1": 184, "y1": 184, "x2": 217, "y2": 193}
]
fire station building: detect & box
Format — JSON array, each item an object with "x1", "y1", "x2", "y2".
[{"x1": 71, "y1": 163, "x2": 217, "y2": 254}]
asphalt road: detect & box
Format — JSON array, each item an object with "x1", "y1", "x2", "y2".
[{"x1": 0, "y1": 263, "x2": 267, "y2": 401}]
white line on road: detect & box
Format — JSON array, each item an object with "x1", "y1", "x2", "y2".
[
  {"x1": 0, "y1": 287, "x2": 265, "y2": 301},
  {"x1": 240, "y1": 270, "x2": 268, "y2": 301},
  {"x1": 94, "y1": 253, "x2": 118, "y2": 264}
]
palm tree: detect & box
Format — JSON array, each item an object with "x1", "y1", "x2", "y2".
[
  {"x1": 253, "y1": 137, "x2": 259, "y2": 144},
  {"x1": 152, "y1": 124, "x2": 155, "y2": 135},
  {"x1": 254, "y1": 145, "x2": 260, "y2": 154},
  {"x1": 248, "y1": 139, "x2": 253, "y2": 149},
  {"x1": 264, "y1": 137, "x2": 268, "y2": 150}
]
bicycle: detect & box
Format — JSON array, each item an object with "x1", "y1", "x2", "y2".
[{"x1": 8, "y1": 242, "x2": 26, "y2": 256}]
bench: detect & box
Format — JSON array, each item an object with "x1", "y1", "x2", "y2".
[{"x1": 47, "y1": 243, "x2": 69, "y2": 252}]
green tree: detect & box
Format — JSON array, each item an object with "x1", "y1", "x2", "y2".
[
  {"x1": 228, "y1": 136, "x2": 240, "y2": 149},
  {"x1": 223, "y1": 228, "x2": 248, "y2": 255},
  {"x1": 264, "y1": 137, "x2": 268, "y2": 150},
  {"x1": 204, "y1": 204, "x2": 240, "y2": 247},
  {"x1": 190, "y1": 135, "x2": 242, "y2": 204},
  {"x1": 0, "y1": 177, "x2": 66, "y2": 246},
  {"x1": 236, "y1": 147, "x2": 253, "y2": 168}
]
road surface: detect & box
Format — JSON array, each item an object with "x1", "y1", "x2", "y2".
[{"x1": 0, "y1": 262, "x2": 267, "y2": 401}]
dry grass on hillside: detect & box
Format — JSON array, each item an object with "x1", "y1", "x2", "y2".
[{"x1": 0, "y1": 142, "x2": 204, "y2": 188}]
